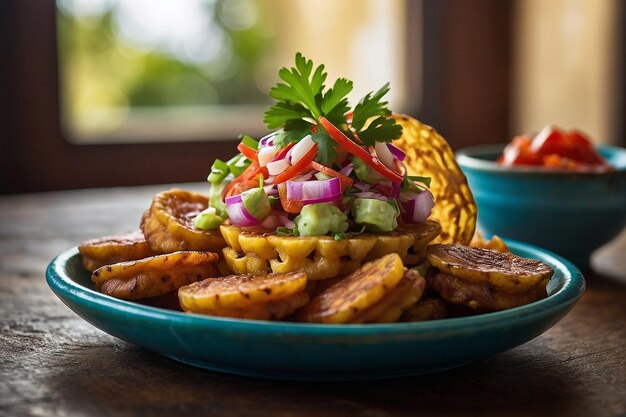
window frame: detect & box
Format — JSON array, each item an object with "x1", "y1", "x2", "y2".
[{"x1": 2, "y1": 0, "x2": 517, "y2": 194}]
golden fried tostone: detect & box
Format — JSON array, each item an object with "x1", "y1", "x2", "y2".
[
  {"x1": 220, "y1": 221, "x2": 441, "y2": 280},
  {"x1": 392, "y1": 114, "x2": 477, "y2": 245},
  {"x1": 178, "y1": 271, "x2": 308, "y2": 320},
  {"x1": 401, "y1": 297, "x2": 448, "y2": 322},
  {"x1": 141, "y1": 189, "x2": 226, "y2": 253},
  {"x1": 470, "y1": 230, "x2": 510, "y2": 253},
  {"x1": 427, "y1": 244, "x2": 553, "y2": 294},
  {"x1": 427, "y1": 272, "x2": 548, "y2": 311},
  {"x1": 349, "y1": 269, "x2": 426, "y2": 324},
  {"x1": 92, "y1": 251, "x2": 220, "y2": 300},
  {"x1": 295, "y1": 253, "x2": 405, "y2": 324},
  {"x1": 79, "y1": 230, "x2": 156, "y2": 272}
]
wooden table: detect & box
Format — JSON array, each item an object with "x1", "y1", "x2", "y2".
[{"x1": 1, "y1": 184, "x2": 625, "y2": 417}]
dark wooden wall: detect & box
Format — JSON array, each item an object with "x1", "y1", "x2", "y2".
[{"x1": 2, "y1": 1, "x2": 514, "y2": 194}]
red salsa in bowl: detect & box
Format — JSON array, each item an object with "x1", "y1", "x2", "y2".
[{"x1": 498, "y1": 126, "x2": 613, "y2": 172}]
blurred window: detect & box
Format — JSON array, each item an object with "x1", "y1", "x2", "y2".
[{"x1": 56, "y1": 0, "x2": 419, "y2": 144}]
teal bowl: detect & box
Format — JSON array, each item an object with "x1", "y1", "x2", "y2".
[
  {"x1": 456, "y1": 145, "x2": 626, "y2": 266},
  {"x1": 46, "y1": 243, "x2": 584, "y2": 380}
]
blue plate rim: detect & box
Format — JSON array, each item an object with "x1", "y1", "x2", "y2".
[
  {"x1": 46, "y1": 241, "x2": 585, "y2": 337},
  {"x1": 456, "y1": 144, "x2": 626, "y2": 176}
]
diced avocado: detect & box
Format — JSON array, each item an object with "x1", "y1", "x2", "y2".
[
  {"x1": 209, "y1": 176, "x2": 231, "y2": 218},
  {"x1": 241, "y1": 187, "x2": 271, "y2": 220},
  {"x1": 294, "y1": 203, "x2": 349, "y2": 237},
  {"x1": 351, "y1": 198, "x2": 399, "y2": 232},
  {"x1": 207, "y1": 159, "x2": 229, "y2": 184},
  {"x1": 194, "y1": 207, "x2": 224, "y2": 230},
  {"x1": 352, "y1": 156, "x2": 386, "y2": 183}
]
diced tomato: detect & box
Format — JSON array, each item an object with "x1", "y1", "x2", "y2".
[
  {"x1": 499, "y1": 127, "x2": 610, "y2": 170},
  {"x1": 225, "y1": 180, "x2": 260, "y2": 198},
  {"x1": 237, "y1": 143, "x2": 258, "y2": 162},
  {"x1": 277, "y1": 183, "x2": 304, "y2": 213}
]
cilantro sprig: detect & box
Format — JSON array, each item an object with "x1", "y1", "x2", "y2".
[{"x1": 263, "y1": 53, "x2": 402, "y2": 165}]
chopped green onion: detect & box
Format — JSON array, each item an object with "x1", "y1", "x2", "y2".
[
  {"x1": 207, "y1": 159, "x2": 229, "y2": 184},
  {"x1": 226, "y1": 154, "x2": 251, "y2": 177},
  {"x1": 239, "y1": 134, "x2": 259, "y2": 150}
]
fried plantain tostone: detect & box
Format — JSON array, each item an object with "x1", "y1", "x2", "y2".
[
  {"x1": 392, "y1": 114, "x2": 477, "y2": 245},
  {"x1": 141, "y1": 189, "x2": 226, "y2": 253},
  {"x1": 79, "y1": 230, "x2": 156, "y2": 272},
  {"x1": 183, "y1": 291, "x2": 310, "y2": 321},
  {"x1": 220, "y1": 221, "x2": 441, "y2": 280},
  {"x1": 470, "y1": 230, "x2": 510, "y2": 253},
  {"x1": 427, "y1": 244, "x2": 553, "y2": 294},
  {"x1": 349, "y1": 269, "x2": 426, "y2": 324},
  {"x1": 295, "y1": 253, "x2": 405, "y2": 324},
  {"x1": 92, "y1": 251, "x2": 220, "y2": 300},
  {"x1": 401, "y1": 296, "x2": 449, "y2": 322},
  {"x1": 178, "y1": 271, "x2": 308, "y2": 312},
  {"x1": 427, "y1": 272, "x2": 548, "y2": 311}
]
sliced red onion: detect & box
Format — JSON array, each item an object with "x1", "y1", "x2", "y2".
[
  {"x1": 267, "y1": 159, "x2": 290, "y2": 176},
  {"x1": 354, "y1": 181, "x2": 371, "y2": 191},
  {"x1": 401, "y1": 190, "x2": 435, "y2": 223},
  {"x1": 258, "y1": 145, "x2": 279, "y2": 167},
  {"x1": 226, "y1": 201, "x2": 260, "y2": 227},
  {"x1": 224, "y1": 194, "x2": 243, "y2": 205},
  {"x1": 263, "y1": 185, "x2": 278, "y2": 196},
  {"x1": 387, "y1": 143, "x2": 406, "y2": 161},
  {"x1": 339, "y1": 163, "x2": 354, "y2": 176},
  {"x1": 293, "y1": 170, "x2": 315, "y2": 182},
  {"x1": 286, "y1": 177, "x2": 341, "y2": 203},
  {"x1": 373, "y1": 183, "x2": 392, "y2": 195},
  {"x1": 375, "y1": 142, "x2": 396, "y2": 170},
  {"x1": 260, "y1": 131, "x2": 277, "y2": 147},
  {"x1": 289, "y1": 135, "x2": 315, "y2": 165},
  {"x1": 299, "y1": 192, "x2": 343, "y2": 205},
  {"x1": 391, "y1": 180, "x2": 401, "y2": 198},
  {"x1": 278, "y1": 211, "x2": 295, "y2": 229}
]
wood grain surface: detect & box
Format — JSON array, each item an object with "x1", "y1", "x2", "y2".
[{"x1": 1, "y1": 185, "x2": 625, "y2": 417}]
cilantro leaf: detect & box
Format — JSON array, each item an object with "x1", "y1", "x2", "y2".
[
  {"x1": 268, "y1": 53, "x2": 326, "y2": 120},
  {"x1": 273, "y1": 119, "x2": 315, "y2": 148},
  {"x1": 263, "y1": 102, "x2": 310, "y2": 129},
  {"x1": 311, "y1": 130, "x2": 337, "y2": 165},
  {"x1": 357, "y1": 116, "x2": 402, "y2": 146},
  {"x1": 351, "y1": 83, "x2": 392, "y2": 132},
  {"x1": 321, "y1": 78, "x2": 353, "y2": 115}
]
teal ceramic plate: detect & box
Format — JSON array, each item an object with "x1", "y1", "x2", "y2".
[{"x1": 46, "y1": 242, "x2": 584, "y2": 380}]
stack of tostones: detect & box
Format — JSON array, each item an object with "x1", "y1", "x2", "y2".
[
  {"x1": 425, "y1": 244, "x2": 553, "y2": 311},
  {"x1": 220, "y1": 221, "x2": 441, "y2": 280},
  {"x1": 296, "y1": 253, "x2": 426, "y2": 324},
  {"x1": 79, "y1": 189, "x2": 227, "y2": 301},
  {"x1": 179, "y1": 271, "x2": 309, "y2": 320}
]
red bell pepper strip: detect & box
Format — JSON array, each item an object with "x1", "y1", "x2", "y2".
[
  {"x1": 222, "y1": 162, "x2": 267, "y2": 198},
  {"x1": 319, "y1": 116, "x2": 403, "y2": 182},
  {"x1": 237, "y1": 143, "x2": 258, "y2": 163}
]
